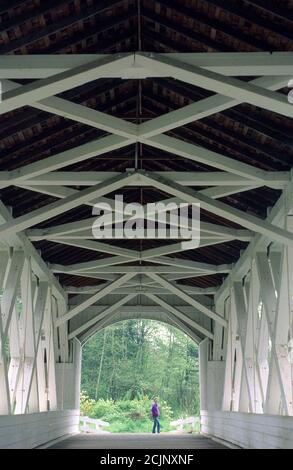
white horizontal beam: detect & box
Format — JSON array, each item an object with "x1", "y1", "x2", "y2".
[
  {"x1": 0, "y1": 53, "x2": 292, "y2": 78},
  {"x1": 41, "y1": 230, "x2": 248, "y2": 243},
  {"x1": 62, "y1": 269, "x2": 218, "y2": 283},
  {"x1": 51, "y1": 265, "x2": 223, "y2": 275},
  {"x1": 6, "y1": 171, "x2": 288, "y2": 188},
  {"x1": 65, "y1": 285, "x2": 218, "y2": 295}
]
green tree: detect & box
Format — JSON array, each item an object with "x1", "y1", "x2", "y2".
[{"x1": 81, "y1": 320, "x2": 200, "y2": 420}]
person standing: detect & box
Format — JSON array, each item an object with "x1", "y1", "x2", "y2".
[{"x1": 151, "y1": 397, "x2": 161, "y2": 434}]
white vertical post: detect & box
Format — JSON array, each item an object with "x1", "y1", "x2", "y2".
[{"x1": 199, "y1": 338, "x2": 209, "y2": 411}]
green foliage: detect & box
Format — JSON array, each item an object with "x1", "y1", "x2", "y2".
[
  {"x1": 80, "y1": 391, "x2": 96, "y2": 417},
  {"x1": 81, "y1": 319, "x2": 200, "y2": 432},
  {"x1": 80, "y1": 395, "x2": 174, "y2": 433}
]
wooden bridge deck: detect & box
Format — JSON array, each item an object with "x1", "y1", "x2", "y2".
[{"x1": 48, "y1": 433, "x2": 228, "y2": 449}]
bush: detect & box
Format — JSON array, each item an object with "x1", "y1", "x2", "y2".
[
  {"x1": 80, "y1": 393, "x2": 176, "y2": 433},
  {"x1": 91, "y1": 399, "x2": 116, "y2": 419},
  {"x1": 80, "y1": 391, "x2": 95, "y2": 417}
]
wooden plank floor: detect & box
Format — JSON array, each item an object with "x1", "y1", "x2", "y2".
[{"x1": 49, "y1": 433, "x2": 228, "y2": 449}]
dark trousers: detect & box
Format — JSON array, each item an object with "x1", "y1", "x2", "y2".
[{"x1": 152, "y1": 416, "x2": 160, "y2": 433}]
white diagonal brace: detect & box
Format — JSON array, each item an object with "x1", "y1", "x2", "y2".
[
  {"x1": 138, "y1": 75, "x2": 290, "y2": 138},
  {"x1": 2, "y1": 79, "x2": 137, "y2": 139},
  {"x1": 142, "y1": 134, "x2": 267, "y2": 181},
  {"x1": 145, "y1": 293, "x2": 213, "y2": 340},
  {"x1": 0, "y1": 202, "x2": 66, "y2": 301},
  {"x1": 137, "y1": 53, "x2": 293, "y2": 118},
  {"x1": 256, "y1": 252, "x2": 292, "y2": 414},
  {"x1": 55, "y1": 272, "x2": 136, "y2": 327},
  {"x1": 146, "y1": 272, "x2": 227, "y2": 328},
  {"x1": 0, "y1": 54, "x2": 132, "y2": 115},
  {"x1": 0, "y1": 172, "x2": 136, "y2": 237},
  {"x1": 68, "y1": 293, "x2": 137, "y2": 339},
  {"x1": 19, "y1": 282, "x2": 49, "y2": 414},
  {"x1": 1, "y1": 251, "x2": 24, "y2": 337},
  {"x1": 200, "y1": 185, "x2": 259, "y2": 199},
  {"x1": 140, "y1": 171, "x2": 293, "y2": 246},
  {"x1": 233, "y1": 282, "x2": 254, "y2": 412},
  {"x1": 147, "y1": 256, "x2": 232, "y2": 273},
  {"x1": 8, "y1": 134, "x2": 133, "y2": 187},
  {"x1": 50, "y1": 239, "x2": 139, "y2": 259},
  {"x1": 51, "y1": 256, "x2": 136, "y2": 273}
]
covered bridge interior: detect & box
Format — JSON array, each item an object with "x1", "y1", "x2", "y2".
[{"x1": 0, "y1": 0, "x2": 292, "y2": 449}]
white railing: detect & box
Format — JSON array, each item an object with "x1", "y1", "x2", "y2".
[
  {"x1": 0, "y1": 410, "x2": 79, "y2": 449},
  {"x1": 201, "y1": 410, "x2": 293, "y2": 449},
  {"x1": 80, "y1": 416, "x2": 109, "y2": 433},
  {"x1": 170, "y1": 416, "x2": 198, "y2": 432}
]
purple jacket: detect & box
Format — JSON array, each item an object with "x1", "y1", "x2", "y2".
[{"x1": 151, "y1": 403, "x2": 160, "y2": 417}]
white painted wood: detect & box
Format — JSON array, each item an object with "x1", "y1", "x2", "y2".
[
  {"x1": 138, "y1": 54, "x2": 293, "y2": 118},
  {"x1": 1, "y1": 251, "x2": 24, "y2": 336},
  {"x1": 141, "y1": 171, "x2": 293, "y2": 246},
  {"x1": 147, "y1": 272, "x2": 227, "y2": 328},
  {"x1": 55, "y1": 273, "x2": 136, "y2": 327},
  {"x1": 0, "y1": 202, "x2": 66, "y2": 301},
  {"x1": 201, "y1": 410, "x2": 293, "y2": 449},
  {"x1": 0, "y1": 173, "x2": 135, "y2": 236},
  {"x1": 0, "y1": 54, "x2": 132, "y2": 115},
  {"x1": 145, "y1": 293, "x2": 213, "y2": 339},
  {"x1": 143, "y1": 135, "x2": 266, "y2": 181},
  {"x1": 68, "y1": 294, "x2": 137, "y2": 339},
  {"x1": 0, "y1": 52, "x2": 292, "y2": 78},
  {"x1": 5, "y1": 170, "x2": 288, "y2": 188},
  {"x1": 0, "y1": 410, "x2": 79, "y2": 448},
  {"x1": 216, "y1": 174, "x2": 293, "y2": 306},
  {"x1": 138, "y1": 75, "x2": 289, "y2": 138},
  {"x1": 9, "y1": 134, "x2": 133, "y2": 186}
]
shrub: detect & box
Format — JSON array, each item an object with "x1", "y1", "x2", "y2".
[
  {"x1": 80, "y1": 394, "x2": 176, "y2": 433},
  {"x1": 80, "y1": 391, "x2": 95, "y2": 417},
  {"x1": 91, "y1": 398, "x2": 116, "y2": 419}
]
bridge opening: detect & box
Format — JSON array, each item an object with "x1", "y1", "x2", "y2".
[
  {"x1": 80, "y1": 319, "x2": 200, "y2": 435},
  {"x1": 0, "y1": 0, "x2": 292, "y2": 450}
]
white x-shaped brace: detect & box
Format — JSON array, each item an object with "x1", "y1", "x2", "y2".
[
  {"x1": 0, "y1": 53, "x2": 291, "y2": 239},
  {"x1": 0, "y1": 52, "x2": 291, "y2": 188},
  {"x1": 0, "y1": 53, "x2": 292, "y2": 335}
]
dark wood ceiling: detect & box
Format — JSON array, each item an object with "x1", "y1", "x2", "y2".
[{"x1": 0, "y1": 0, "x2": 292, "y2": 289}]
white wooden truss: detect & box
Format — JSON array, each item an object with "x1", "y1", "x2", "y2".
[{"x1": 0, "y1": 52, "x2": 292, "y2": 416}]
